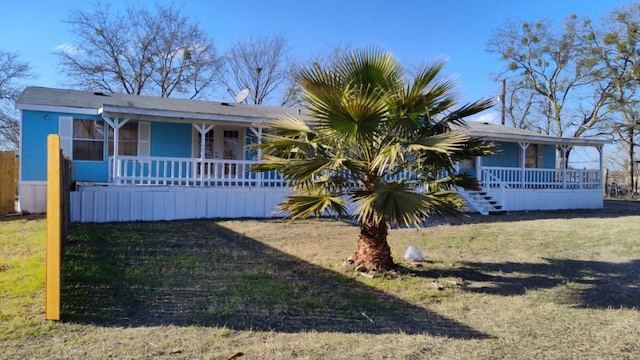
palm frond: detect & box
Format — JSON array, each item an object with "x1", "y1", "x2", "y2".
[
  {"x1": 352, "y1": 181, "x2": 464, "y2": 227},
  {"x1": 279, "y1": 193, "x2": 348, "y2": 219},
  {"x1": 407, "y1": 130, "x2": 471, "y2": 154},
  {"x1": 257, "y1": 46, "x2": 495, "y2": 228},
  {"x1": 443, "y1": 98, "x2": 495, "y2": 124}
]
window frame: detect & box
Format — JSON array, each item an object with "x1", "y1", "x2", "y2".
[{"x1": 72, "y1": 118, "x2": 106, "y2": 161}]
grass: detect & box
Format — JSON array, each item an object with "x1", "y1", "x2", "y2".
[
  {"x1": 1, "y1": 203, "x2": 640, "y2": 359},
  {"x1": 0, "y1": 217, "x2": 54, "y2": 339}
]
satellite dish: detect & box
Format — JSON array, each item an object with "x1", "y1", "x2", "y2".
[{"x1": 234, "y1": 88, "x2": 249, "y2": 103}]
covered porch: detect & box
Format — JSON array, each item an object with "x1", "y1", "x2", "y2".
[
  {"x1": 72, "y1": 116, "x2": 607, "y2": 222},
  {"x1": 457, "y1": 123, "x2": 606, "y2": 214}
]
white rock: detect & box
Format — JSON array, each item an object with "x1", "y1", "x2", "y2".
[{"x1": 403, "y1": 245, "x2": 424, "y2": 262}]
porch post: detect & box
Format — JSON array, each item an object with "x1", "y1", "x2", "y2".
[
  {"x1": 519, "y1": 143, "x2": 528, "y2": 188},
  {"x1": 192, "y1": 123, "x2": 214, "y2": 186},
  {"x1": 560, "y1": 145, "x2": 568, "y2": 189},
  {"x1": 249, "y1": 127, "x2": 263, "y2": 187},
  {"x1": 103, "y1": 116, "x2": 129, "y2": 185},
  {"x1": 597, "y1": 145, "x2": 603, "y2": 189}
]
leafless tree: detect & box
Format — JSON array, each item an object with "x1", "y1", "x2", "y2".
[
  {"x1": 56, "y1": 2, "x2": 223, "y2": 99},
  {"x1": 222, "y1": 35, "x2": 294, "y2": 105},
  {"x1": 0, "y1": 50, "x2": 32, "y2": 150},
  {"x1": 487, "y1": 16, "x2": 612, "y2": 166},
  {"x1": 580, "y1": 4, "x2": 640, "y2": 195}
]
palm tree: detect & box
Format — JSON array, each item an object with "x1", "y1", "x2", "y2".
[{"x1": 254, "y1": 48, "x2": 494, "y2": 272}]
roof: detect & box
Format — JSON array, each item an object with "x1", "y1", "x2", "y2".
[
  {"x1": 17, "y1": 87, "x2": 606, "y2": 147},
  {"x1": 463, "y1": 121, "x2": 607, "y2": 147},
  {"x1": 16, "y1": 86, "x2": 299, "y2": 125}
]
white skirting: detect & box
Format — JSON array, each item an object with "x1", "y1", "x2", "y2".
[
  {"x1": 70, "y1": 185, "x2": 291, "y2": 223},
  {"x1": 22, "y1": 182, "x2": 605, "y2": 222},
  {"x1": 18, "y1": 182, "x2": 47, "y2": 214},
  {"x1": 500, "y1": 188, "x2": 603, "y2": 211}
]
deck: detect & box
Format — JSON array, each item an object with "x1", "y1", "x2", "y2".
[{"x1": 64, "y1": 156, "x2": 605, "y2": 223}]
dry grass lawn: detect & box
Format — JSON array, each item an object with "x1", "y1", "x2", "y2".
[{"x1": 1, "y1": 200, "x2": 639, "y2": 359}]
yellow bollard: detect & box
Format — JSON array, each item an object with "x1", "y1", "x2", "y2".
[{"x1": 46, "y1": 135, "x2": 61, "y2": 320}]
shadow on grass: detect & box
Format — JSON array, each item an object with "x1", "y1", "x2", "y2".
[
  {"x1": 408, "y1": 259, "x2": 640, "y2": 309},
  {"x1": 423, "y1": 200, "x2": 640, "y2": 227},
  {"x1": 61, "y1": 220, "x2": 489, "y2": 338}
]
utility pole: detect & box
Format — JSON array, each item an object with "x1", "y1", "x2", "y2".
[{"x1": 501, "y1": 78, "x2": 506, "y2": 126}]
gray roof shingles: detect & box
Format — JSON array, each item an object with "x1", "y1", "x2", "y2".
[
  {"x1": 17, "y1": 86, "x2": 605, "y2": 146},
  {"x1": 16, "y1": 86, "x2": 298, "y2": 121}
]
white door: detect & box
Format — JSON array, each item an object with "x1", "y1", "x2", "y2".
[
  {"x1": 195, "y1": 127, "x2": 244, "y2": 176},
  {"x1": 196, "y1": 127, "x2": 244, "y2": 160}
]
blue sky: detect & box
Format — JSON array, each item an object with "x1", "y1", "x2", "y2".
[{"x1": 1, "y1": 0, "x2": 635, "y2": 124}]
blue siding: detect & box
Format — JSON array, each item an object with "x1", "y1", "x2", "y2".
[
  {"x1": 150, "y1": 122, "x2": 193, "y2": 157},
  {"x1": 481, "y1": 142, "x2": 556, "y2": 169},
  {"x1": 21, "y1": 110, "x2": 58, "y2": 181},
  {"x1": 483, "y1": 142, "x2": 519, "y2": 167},
  {"x1": 542, "y1": 144, "x2": 556, "y2": 168},
  {"x1": 21, "y1": 111, "x2": 104, "y2": 182},
  {"x1": 74, "y1": 161, "x2": 109, "y2": 182}
]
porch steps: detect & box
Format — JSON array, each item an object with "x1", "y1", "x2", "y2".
[{"x1": 458, "y1": 189, "x2": 506, "y2": 216}]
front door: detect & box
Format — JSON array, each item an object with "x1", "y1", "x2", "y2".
[{"x1": 195, "y1": 127, "x2": 244, "y2": 176}]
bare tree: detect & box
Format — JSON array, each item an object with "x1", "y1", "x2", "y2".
[
  {"x1": 0, "y1": 50, "x2": 32, "y2": 150},
  {"x1": 56, "y1": 2, "x2": 222, "y2": 99},
  {"x1": 579, "y1": 5, "x2": 640, "y2": 195},
  {"x1": 487, "y1": 16, "x2": 611, "y2": 166},
  {"x1": 222, "y1": 35, "x2": 294, "y2": 105}
]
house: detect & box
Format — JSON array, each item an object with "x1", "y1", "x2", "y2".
[
  {"x1": 16, "y1": 86, "x2": 606, "y2": 222},
  {"x1": 455, "y1": 122, "x2": 605, "y2": 214}
]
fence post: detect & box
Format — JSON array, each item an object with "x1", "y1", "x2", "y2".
[
  {"x1": 46, "y1": 135, "x2": 62, "y2": 321},
  {"x1": 0, "y1": 151, "x2": 16, "y2": 214}
]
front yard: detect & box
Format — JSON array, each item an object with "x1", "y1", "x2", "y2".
[{"x1": 1, "y1": 202, "x2": 639, "y2": 359}]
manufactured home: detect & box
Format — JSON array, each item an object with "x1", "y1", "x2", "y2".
[{"x1": 16, "y1": 86, "x2": 606, "y2": 222}]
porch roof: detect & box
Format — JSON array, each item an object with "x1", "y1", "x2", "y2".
[
  {"x1": 16, "y1": 86, "x2": 299, "y2": 125},
  {"x1": 464, "y1": 121, "x2": 607, "y2": 147}
]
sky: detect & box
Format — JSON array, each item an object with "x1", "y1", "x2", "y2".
[{"x1": 1, "y1": 0, "x2": 636, "y2": 131}]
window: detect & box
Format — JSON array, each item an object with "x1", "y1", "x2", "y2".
[
  {"x1": 222, "y1": 130, "x2": 240, "y2": 160},
  {"x1": 109, "y1": 122, "x2": 139, "y2": 156},
  {"x1": 73, "y1": 119, "x2": 105, "y2": 161}
]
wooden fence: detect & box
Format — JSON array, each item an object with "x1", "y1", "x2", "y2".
[
  {"x1": 0, "y1": 151, "x2": 17, "y2": 214},
  {"x1": 46, "y1": 135, "x2": 71, "y2": 321}
]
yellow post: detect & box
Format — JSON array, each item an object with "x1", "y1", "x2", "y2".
[{"x1": 46, "y1": 135, "x2": 61, "y2": 320}]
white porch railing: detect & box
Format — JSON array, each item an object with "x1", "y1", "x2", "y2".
[
  {"x1": 109, "y1": 157, "x2": 602, "y2": 191},
  {"x1": 480, "y1": 166, "x2": 602, "y2": 189},
  {"x1": 109, "y1": 156, "x2": 287, "y2": 187}
]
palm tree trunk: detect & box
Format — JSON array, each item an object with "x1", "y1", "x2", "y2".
[{"x1": 350, "y1": 219, "x2": 395, "y2": 272}]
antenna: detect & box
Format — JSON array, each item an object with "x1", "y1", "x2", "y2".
[{"x1": 234, "y1": 88, "x2": 249, "y2": 103}]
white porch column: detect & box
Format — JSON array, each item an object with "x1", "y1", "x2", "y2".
[
  {"x1": 519, "y1": 143, "x2": 529, "y2": 188},
  {"x1": 192, "y1": 123, "x2": 214, "y2": 186},
  {"x1": 103, "y1": 116, "x2": 130, "y2": 184},
  {"x1": 597, "y1": 145, "x2": 603, "y2": 188},
  {"x1": 249, "y1": 127, "x2": 264, "y2": 186},
  {"x1": 559, "y1": 145, "x2": 568, "y2": 189}
]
